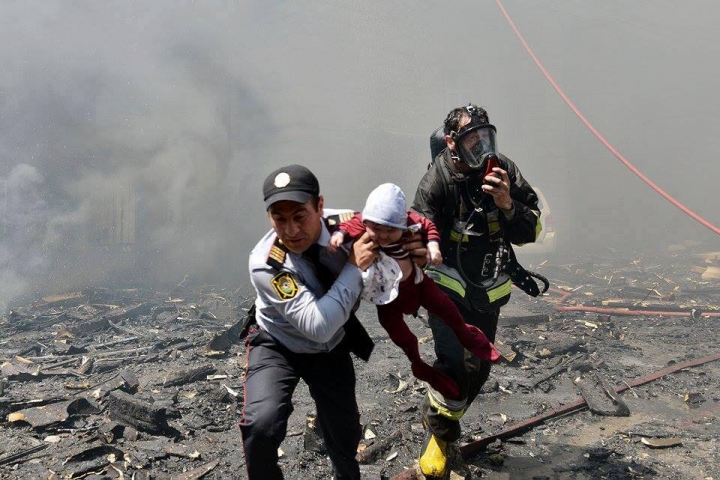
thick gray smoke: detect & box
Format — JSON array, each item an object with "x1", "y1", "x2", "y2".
[
  {"x1": 1, "y1": 165, "x2": 49, "y2": 307},
  {"x1": 2, "y1": 1, "x2": 719, "y2": 311},
  {"x1": 0, "y1": 1, "x2": 277, "y2": 310}
]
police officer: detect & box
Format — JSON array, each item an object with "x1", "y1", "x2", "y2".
[
  {"x1": 412, "y1": 105, "x2": 542, "y2": 477},
  {"x1": 240, "y1": 164, "x2": 379, "y2": 479}
]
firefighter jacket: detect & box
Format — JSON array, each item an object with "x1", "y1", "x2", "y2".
[{"x1": 411, "y1": 149, "x2": 542, "y2": 310}]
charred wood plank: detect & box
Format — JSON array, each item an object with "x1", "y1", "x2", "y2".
[
  {"x1": 531, "y1": 352, "x2": 585, "y2": 389},
  {"x1": 357, "y1": 429, "x2": 403, "y2": 464},
  {"x1": 63, "y1": 442, "x2": 125, "y2": 478},
  {"x1": 71, "y1": 303, "x2": 153, "y2": 336},
  {"x1": 76, "y1": 357, "x2": 95, "y2": 375},
  {"x1": 38, "y1": 292, "x2": 87, "y2": 309},
  {"x1": 163, "y1": 364, "x2": 216, "y2": 387},
  {"x1": 44, "y1": 357, "x2": 81, "y2": 370},
  {"x1": 53, "y1": 342, "x2": 88, "y2": 356},
  {"x1": 170, "y1": 458, "x2": 220, "y2": 480},
  {"x1": 574, "y1": 371, "x2": 630, "y2": 416},
  {"x1": 0, "y1": 443, "x2": 48, "y2": 466},
  {"x1": 7, "y1": 398, "x2": 100, "y2": 428},
  {"x1": 106, "y1": 390, "x2": 170, "y2": 435},
  {"x1": 94, "y1": 336, "x2": 139, "y2": 349},
  {"x1": 70, "y1": 316, "x2": 110, "y2": 336},
  {"x1": 108, "y1": 319, "x2": 152, "y2": 339}
]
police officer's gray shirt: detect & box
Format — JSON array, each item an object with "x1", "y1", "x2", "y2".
[{"x1": 249, "y1": 213, "x2": 364, "y2": 354}]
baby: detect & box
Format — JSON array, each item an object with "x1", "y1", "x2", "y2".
[{"x1": 329, "y1": 183, "x2": 500, "y2": 399}]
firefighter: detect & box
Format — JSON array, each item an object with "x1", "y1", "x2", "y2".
[{"x1": 412, "y1": 105, "x2": 542, "y2": 477}]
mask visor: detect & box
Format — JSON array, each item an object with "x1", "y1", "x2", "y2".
[{"x1": 456, "y1": 124, "x2": 497, "y2": 170}]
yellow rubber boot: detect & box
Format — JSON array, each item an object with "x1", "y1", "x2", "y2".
[{"x1": 419, "y1": 432, "x2": 448, "y2": 478}]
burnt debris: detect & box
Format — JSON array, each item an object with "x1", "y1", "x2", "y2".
[{"x1": 0, "y1": 244, "x2": 718, "y2": 478}]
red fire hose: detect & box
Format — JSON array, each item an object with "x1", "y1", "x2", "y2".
[
  {"x1": 545, "y1": 287, "x2": 720, "y2": 318},
  {"x1": 495, "y1": 0, "x2": 720, "y2": 237}
]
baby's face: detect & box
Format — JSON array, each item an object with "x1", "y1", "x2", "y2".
[{"x1": 364, "y1": 221, "x2": 403, "y2": 246}]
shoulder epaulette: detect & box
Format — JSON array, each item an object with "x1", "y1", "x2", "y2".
[
  {"x1": 266, "y1": 236, "x2": 288, "y2": 270},
  {"x1": 325, "y1": 211, "x2": 357, "y2": 231}
]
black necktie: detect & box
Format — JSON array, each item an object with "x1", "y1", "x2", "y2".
[
  {"x1": 305, "y1": 244, "x2": 335, "y2": 292},
  {"x1": 304, "y1": 243, "x2": 374, "y2": 361}
]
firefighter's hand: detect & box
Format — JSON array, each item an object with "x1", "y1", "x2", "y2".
[
  {"x1": 482, "y1": 167, "x2": 513, "y2": 212},
  {"x1": 348, "y1": 232, "x2": 377, "y2": 271},
  {"x1": 402, "y1": 232, "x2": 428, "y2": 267}
]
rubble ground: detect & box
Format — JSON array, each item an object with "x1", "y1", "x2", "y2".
[{"x1": 0, "y1": 244, "x2": 718, "y2": 479}]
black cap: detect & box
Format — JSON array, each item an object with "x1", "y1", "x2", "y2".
[{"x1": 263, "y1": 164, "x2": 320, "y2": 209}]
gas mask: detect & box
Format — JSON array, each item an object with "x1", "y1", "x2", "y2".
[{"x1": 451, "y1": 106, "x2": 500, "y2": 179}]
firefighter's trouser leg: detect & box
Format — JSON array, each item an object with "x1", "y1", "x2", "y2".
[
  {"x1": 421, "y1": 305, "x2": 500, "y2": 442},
  {"x1": 241, "y1": 330, "x2": 361, "y2": 480}
]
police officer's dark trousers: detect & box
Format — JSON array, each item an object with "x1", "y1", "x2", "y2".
[{"x1": 241, "y1": 329, "x2": 362, "y2": 480}]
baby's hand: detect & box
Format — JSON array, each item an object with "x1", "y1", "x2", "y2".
[
  {"x1": 427, "y1": 242, "x2": 443, "y2": 266},
  {"x1": 327, "y1": 232, "x2": 345, "y2": 253},
  {"x1": 429, "y1": 250, "x2": 443, "y2": 266}
]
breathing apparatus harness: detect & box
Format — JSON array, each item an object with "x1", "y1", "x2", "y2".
[
  {"x1": 453, "y1": 174, "x2": 548, "y2": 299},
  {"x1": 455, "y1": 187, "x2": 505, "y2": 290}
]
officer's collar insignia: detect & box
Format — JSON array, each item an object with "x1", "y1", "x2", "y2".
[
  {"x1": 274, "y1": 172, "x2": 290, "y2": 188},
  {"x1": 270, "y1": 271, "x2": 299, "y2": 300},
  {"x1": 267, "y1": 236, "x2": 288, "y2": 270}
]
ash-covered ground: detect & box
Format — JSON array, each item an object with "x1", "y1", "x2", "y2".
[{"x1": 0, "y1": 243, "x2": 718, "y2": 479}]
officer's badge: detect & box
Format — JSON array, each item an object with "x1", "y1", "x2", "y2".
[
  {"x1": 274, "y1": 172, "x2": 291, "y2": 188},
  {"x1": 270, "y1": 272, "x2": 299, "y2": 300}
]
